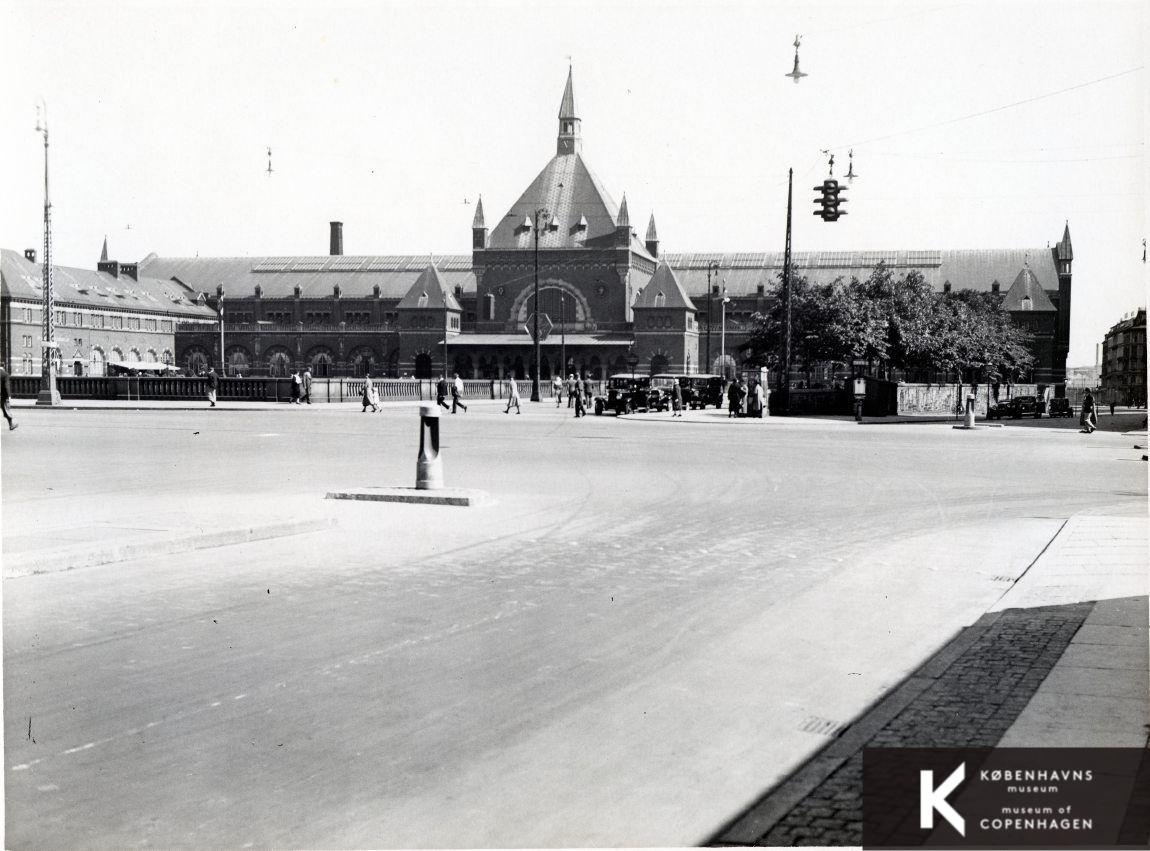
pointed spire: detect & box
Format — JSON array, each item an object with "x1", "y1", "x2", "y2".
[
  {"x1": 1056, "y1": 220, "x2": 1073, "y2": 262},
  {"x1": 558, "y1": 65, "x2": 576, "y2": 119},
  {"x1": 617, "y1": 194, "x2": 630, "y2": 228},
  {"x1": 472, "y1": 196, "x2": 485, "y2": 229},
  {"x1": 100, "y1": 235, "x2": 108, "y2": 263},
  {"x1": 556, "y1": 65, "x2": 582, "y2": 155},
  {"x1": 645, "y1": 213, "x2": 659, "y2": 258}
]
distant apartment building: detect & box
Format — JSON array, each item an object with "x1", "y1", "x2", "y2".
[{"x1": 1100, "y1": 308, "x2": 1146, "y2": 406}]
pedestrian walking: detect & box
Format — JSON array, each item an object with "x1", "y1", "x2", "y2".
[
  {"x1": 573, "y1": 383, "x2": 586, "y2": 417},
  {"x1": 1081, "y1": 390, "x2": 1097, "y2": 433},
  {"x1": 290, "y1": 370, "x2": 302, "y2": 404},
  {"x1": 0, "y1": 366, "x2": 16, "y2": 430},
  {"x1": 565, "y1": 374, "x2": 576, "y2": 408},
  {"x1": 671, "y1": 379, "x2": 683, "y2": 417},
  {"x1": 752, "y1": 379, "x2": 765, "y2": 418},
  {"x1": 436, "y1": 377, "x2": 451, "y2": 411},
  {"x1": 582, "y1": 376, "x2": 593, "y2": 409},
  {"x1": 206, "y1": 367, "x2": 218, "y2": 408},
  {"x1": 552, "y1": 375, "x2": 563, "y2": 407},
  {"x1": 504, "y1": 376, "x2": 521, "y2": 414},
  {"x1": 451, "y1": 373, "x2": 468, "y2": 413},
  {"x1": 301, "y1": 368, "x2": 313, "y2": 404},
  {"x1": 361, "y1": 374, "x2": 380, "y2": 413}
]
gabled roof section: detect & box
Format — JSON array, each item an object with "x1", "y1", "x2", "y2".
[
  {"x1": 1, "y1": 248, "x2": 214, "y2": 317},
  {"x1": 634, "y1": 263, "x2": 694, "y2": 310},
  {"x1": 472, "y1": 196, "x2": 485, "y2": 230},
  {"x1": 397, "y1": 263, "x2": 462, "y2": 311},
  {"x1": 1056, "y1": 221, "x2": 1073, "y2": 262},
  {"x1": 1002, "y1": 266, "x2": 1056, "y2": 311},
  {"x1": 488, "y1": 152, "x2": 645, "y2": 251}
]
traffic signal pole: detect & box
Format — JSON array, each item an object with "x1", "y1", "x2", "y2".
[{"x1": 781, "y1": 167, "x2": 793, "y2": 415}]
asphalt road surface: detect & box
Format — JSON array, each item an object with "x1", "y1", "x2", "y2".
[{"x1": 4, "y1": 404, "x2": 1146, "y2": 847}]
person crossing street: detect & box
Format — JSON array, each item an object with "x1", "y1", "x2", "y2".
[{"x1": 451, "y1": 373, "x2": 468, "y2": 413}]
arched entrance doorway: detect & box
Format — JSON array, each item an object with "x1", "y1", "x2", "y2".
[{"x1": 414, "y1": 353, "x2": 433, "y2": 379}]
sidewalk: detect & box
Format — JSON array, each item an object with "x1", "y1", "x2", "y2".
[{"x1": 711, "y1": 512, "x2": 1149, "y2": 847}]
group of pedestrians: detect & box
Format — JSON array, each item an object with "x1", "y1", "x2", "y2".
[
  {"x1": 435, "y1": 374, "x2": 469, "y2": 413},
  {"x1": 726, "y1": 376, "x2": 766, "y2": 418},
  {"x1": 554, "y1": 374, "x2": 593, "y2": 411},
  {"x1": 289, "y1": 369, "x2": 313, "y2": 404}
]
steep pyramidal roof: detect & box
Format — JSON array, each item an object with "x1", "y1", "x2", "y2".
[
  {"x1": 1003, "y1": 265, "x2": 1055, "y2": 311},
  {"x1": 100, "y1": 236, "x2": 108, "y2": 263},
  {"x1": 397, "y1": 262, "x2": 462, "y2": 311},
  {"x1": 645, "y1": 214, "x2": 658, "y2": 242},
  {"x1": 485, "y1": 69, "x2": 650, "y2": 257},
  {"x1": 472, "y1": 196, "x2": 485, "y2": 230},
  {"x1": 634, "y1": 262, "x2": 694, "y2": 309}
]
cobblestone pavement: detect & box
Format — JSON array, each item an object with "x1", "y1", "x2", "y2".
[{"x1": 713, "y1": 602, "x2": 1095, "y2": 847}]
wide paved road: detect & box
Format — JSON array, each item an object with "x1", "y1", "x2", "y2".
[{"x1": 4, "y1": 404, "x2": 1145, "y2": 847}]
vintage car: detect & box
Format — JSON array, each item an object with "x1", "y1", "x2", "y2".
[
  {"x1": 593, "y1": 374, "x2": 664, "y2": 415},
  {"x1": 652, "y1": 373, "x2": 726, "y2": 409},
  {"x1": 986, "y1": 395, "x2": 1046, "y2": 419},
  {"x1": 1047, "y1": 397, "x2": 1075, "y2": 418}
]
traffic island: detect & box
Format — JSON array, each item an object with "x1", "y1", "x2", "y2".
[{"x1": 325, "y1": 487, "x2": 488, "y2": 507}]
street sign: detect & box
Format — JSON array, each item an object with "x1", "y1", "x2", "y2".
[
  {"x1": 524, "y1": 312, "x2": 553, "y2": 342},
  {"x1": 41, "y1": 340, "x2": 60, "y2": 349}
]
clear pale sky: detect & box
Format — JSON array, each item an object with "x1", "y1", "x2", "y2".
[{"x1": 3, "y1": 0, "x2": 1146, "y2": 366}]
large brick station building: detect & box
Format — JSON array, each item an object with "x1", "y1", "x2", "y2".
[{"x1": 147, "y1": 69, "x2": 1073, "y2": 385}]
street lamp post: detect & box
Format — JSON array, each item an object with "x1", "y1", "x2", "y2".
[
  {"x1": 217, "y1": 285, "x2": 226, "y2": 374},
  {"x1": 706, "y1": 261, "x2": 719, "y2": 374},
  {"x1": 780, "y1": 167, "x2": 794, "y2": 415},
  {"x1": 720, "y1": 282, "x2": 731, "y2": 380},
  {"x1": 529, "y1": 208, "x2": 552, "y2": 402},
  {"x1": 35, "y1": 102, "x2": 60, "y2": 406},
  {"x1": 560, "y1": 290, "x2": 566, "y2": 382}
]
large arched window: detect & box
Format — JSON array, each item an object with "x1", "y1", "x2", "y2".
[
  {"x1": 650, "y1": 353, "x2": 669, "y2": 376},
  {"x1": 347, "y1": 346, "x2": 378, "y2": 378},
  {"x1": 89, "y1": 347, "x2": 106, "y2": 377},
  {"x1": 127, "y1": 348, "x2": 141, "y2": 363},
  {"x1": 265, "y1": 348, "x2": 292, "y2": 377},
  {"x1": 713, "y1": 354, "x2": 736, "y2": 380},
  {"x1": 226, "y1": 346, "x2": 252, "y2": 376}
]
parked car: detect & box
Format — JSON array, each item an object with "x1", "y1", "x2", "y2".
[
  {"x1": 594, "y1": 374, "x2": 659, "y2": 415},
  {"x1": 987, "y1": 395, "x2": 1046, "y2": 419},
  {"x1": 1047, "y1": 397, "x2": 1075, "y2": 418},
  {"x1": 653, "y1": 373, "x2": 726, "y2": 409}
]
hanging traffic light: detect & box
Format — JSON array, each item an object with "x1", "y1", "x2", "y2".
[{"x1": 812, "y1": 178, "x2": 847, "y2": 222}]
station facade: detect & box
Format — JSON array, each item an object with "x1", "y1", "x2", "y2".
[{"x1": 125, "y1": 69, "x2": 1072, "y2": 385}]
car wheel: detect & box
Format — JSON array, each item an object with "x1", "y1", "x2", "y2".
[{"x1": 594, "y1": 400, "x2": 604, "y2": 416}]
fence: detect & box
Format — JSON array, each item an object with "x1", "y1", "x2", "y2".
[{"x1": 6, "y1": 376, "x2": 603, "y2": 403}]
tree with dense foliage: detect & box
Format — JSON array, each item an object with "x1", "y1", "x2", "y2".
[{"x1": 739, "y1": 262, "x2": 1035, "y2": 381}]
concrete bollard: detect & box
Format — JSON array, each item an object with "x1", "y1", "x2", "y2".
[
  {"x1": 416, "y1": 402, "x2": 444, "y2": 490},
  {"x1": 965, "y1": 393, "x2": 976, "y2": 429}
]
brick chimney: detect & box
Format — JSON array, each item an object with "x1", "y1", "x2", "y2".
[
  {"x1": 121, "y1": 262, "x2": 139, "y2": 280},
  {"x1": 98, "y1": 260, "x2": 121, "y2": 277},
  {"x1": 329, "y1": 221, "x2": 343, "y2": 256},
  {"x1": 24, "y1": 248, "x2": 36, "y2": 263}
]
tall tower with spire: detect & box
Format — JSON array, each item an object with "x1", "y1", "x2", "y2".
[
  {"x1": 557, "y1": 65, "x2": 581, "y2": 156},
  {"x1": 1052, "y1": 221, "x2": 1073, "y2": 383}
]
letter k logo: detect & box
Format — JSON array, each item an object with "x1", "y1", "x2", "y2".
[{"x1": 920, "y1": 763, "x2": 965, "y2": 836}]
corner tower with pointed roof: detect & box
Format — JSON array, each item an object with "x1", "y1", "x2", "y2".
[
  {"x1": 396, "y1": 262, "x2": 462, "y2": 378},
  {"x1": 1052, "y1": 221, "x2": 1073, "y2": 382},
  {"x1": 472, "y1": 66, "x2": 657, "y2": 377}
]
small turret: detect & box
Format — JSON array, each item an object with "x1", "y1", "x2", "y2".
[
  {"x1": 556, "y1": 65, "x2": 581, "y2": 156},
  {"x1": 472, "y1": 196, "x2": 488, "y2": 250},
  {"x1": 616, "y1": 194, "x2": 631, "y2": 246},
  {"x1": 645, "y1": 213, "x2": 659, "y2": 258}
]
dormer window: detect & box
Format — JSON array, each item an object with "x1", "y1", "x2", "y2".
[
  {"x1": 1021, "y1": 296, "x2": 1033, "y2": 311},
  {"x1": 655, "y1": 292, "x2": 666, "y2": 307},
  {"x1": 991, "y1": 281, "x2": 1000, "y2": 294}
]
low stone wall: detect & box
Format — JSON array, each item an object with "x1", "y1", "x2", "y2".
[{"x1": 897, "y1": 383, "x2": 1039, "y2": 416}]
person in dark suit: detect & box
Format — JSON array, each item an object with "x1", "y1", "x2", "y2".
[
  {"x1": 0, "y1": 366, "x2": 16, "y2": 430},
  {"x1": 436, "y1": 376, "x2": 451, "y2": 411}
]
